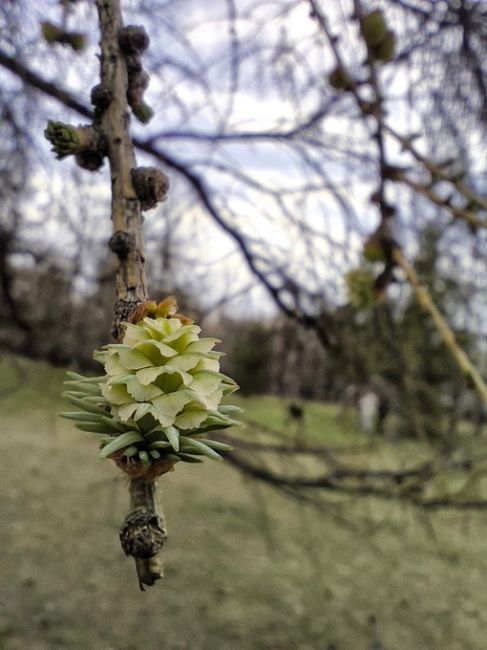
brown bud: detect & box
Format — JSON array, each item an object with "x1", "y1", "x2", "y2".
[
  {"x1": 108, "y1": 230, "x2": 134, "y2": 258},
  {"x1": 127, "y1": 71, "x2": 150, "y2": 107},
  {"x1": 131, "y1": 167, "x2": 169, "y2": 210},
  {"x1": 119, "y1": 509, "x2": 166, "y2": 559},
  {"x1": 174, "y1": 313, "x2": 194, "y2": 326},
  {"x1": 131, "y1": 70, "x2": 150, "y2": 93},
  {"x1": 118, "y1": 25, "x2": 150, "y2": 55},
  {"x1": 125, "y1": 54, "x2": 143, "y2": 75},
  {"x1": 90, "y1": 84, "x2": 112, "y2": 111},
  {"x1": 328, "y1": 66, "x2": 355, "y2": 92},
  {"x1": 156, "y1": 295, "x2": 178, "y2": 317},
  {"x1": 75, "y1": 149, "x2": 104, "y2": 171},
  {"x1": 130, "y1": 301, "x2": 158, "y2": 324}
]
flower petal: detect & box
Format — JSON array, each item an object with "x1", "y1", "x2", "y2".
[
  {"x1": 189, "y1": 370, "x2": 224, "y2": 397},
  {"x1": 122, "y1": 323, "x2": 150, "y2": 346},
  {"x1": 102, "y1": 382, "x2": 132, "y2": 405},
  {"x1": 125, "y1": 376, "x2": 163, "y2": 401},
  {"x1": 118, "y1": 348, "x2": 153, "y2": 370},
  {"x1": 133, "y1": 340, "x2": 178, "y2": 364},
  {"x1": 184, "y1": 338, "x2": 221, "y2": 355},
  {"x1": 151, "y1": 389, "x2": 195, "y2": 417},
  {"x1": 117, "y1": 402, "x2": 139, "y2": 422},
  {"x1": 174, "y1": 406, "x2": 209, "y2": 430}
]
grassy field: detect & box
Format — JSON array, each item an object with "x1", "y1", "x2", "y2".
[{"x1": 0, "y1": 355, "x2": 487, "y2": 649}]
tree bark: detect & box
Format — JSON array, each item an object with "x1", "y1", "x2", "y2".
[
  {"x1": 95, "y1": 0, "x2": 164, "y2": 589},
  {"x1": 95, "y1": 0, "x2": 147, "y2": 333}
]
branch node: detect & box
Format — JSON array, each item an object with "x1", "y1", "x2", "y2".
[
  {"x1": 118, "y1": 25, "x2": 150, "y2": 55},
  {"x1": 108, "y1": 230, "x2": 135, "y2": 258},
  {"x1": 44, "y1": 121, "x2": 106, "y2": 170},
  {"x1": 74, "y1": 149, "x2": 104, "y2": 171},
  {"x1": 119, "y1": 508, "x2": 167, "y2": 559},
  {"x1": 90, "y1": 83, "x2": 113, "y2": 112},
  {"x1": 127, "y1": 70, "x2": 149, "y2": 102},
  {"x1": 117, "y1": 26, "x2": 153, "y2": 123}
]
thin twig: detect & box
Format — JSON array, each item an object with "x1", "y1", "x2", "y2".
[{"x1": 393, "y1": 248, "x2": 487, "y2": 405}]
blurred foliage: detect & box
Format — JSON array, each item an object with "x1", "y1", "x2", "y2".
[
  {"x1": 229, "y1": 321, "x2": 275, "y2": 395},
  {"x1": 322, "y1": 227, "x2": 480, "y2": 443},
  {"x1": 219, "y1": 227, "x2": 482, "y2": 446}
]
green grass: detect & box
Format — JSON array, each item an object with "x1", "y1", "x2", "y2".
[
  {"x1": 233, "y1": 394, "x2": 363, "y2": 446},
  {"x1": 0, "y1": 355, "x2": 487, "y2": 649}
]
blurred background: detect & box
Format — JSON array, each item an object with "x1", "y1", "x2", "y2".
[{"x1": 2, "y1": 0, "x2": 487, "y2": 648}]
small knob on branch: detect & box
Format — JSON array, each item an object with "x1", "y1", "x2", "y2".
[
  {"x1": 90, "y1": 83, "x2": 113, "y2": 112},
  {"x1": 131, "y1": 167, "x2": 170, "y2": 210},
  {"x1": 119, "y1": 508, "x2": 167, "y2": 559},
  {"x1": 118, "y1": 25, "x2": 150, "y2": 55}
]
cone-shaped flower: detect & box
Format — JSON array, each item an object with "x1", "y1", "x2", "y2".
[
  {"x1": 95, "y1": 315, "x2": 237, "y2": 433},
  {"x1": 61, "y1": 300, "x2": 240, "y2": 476}
]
